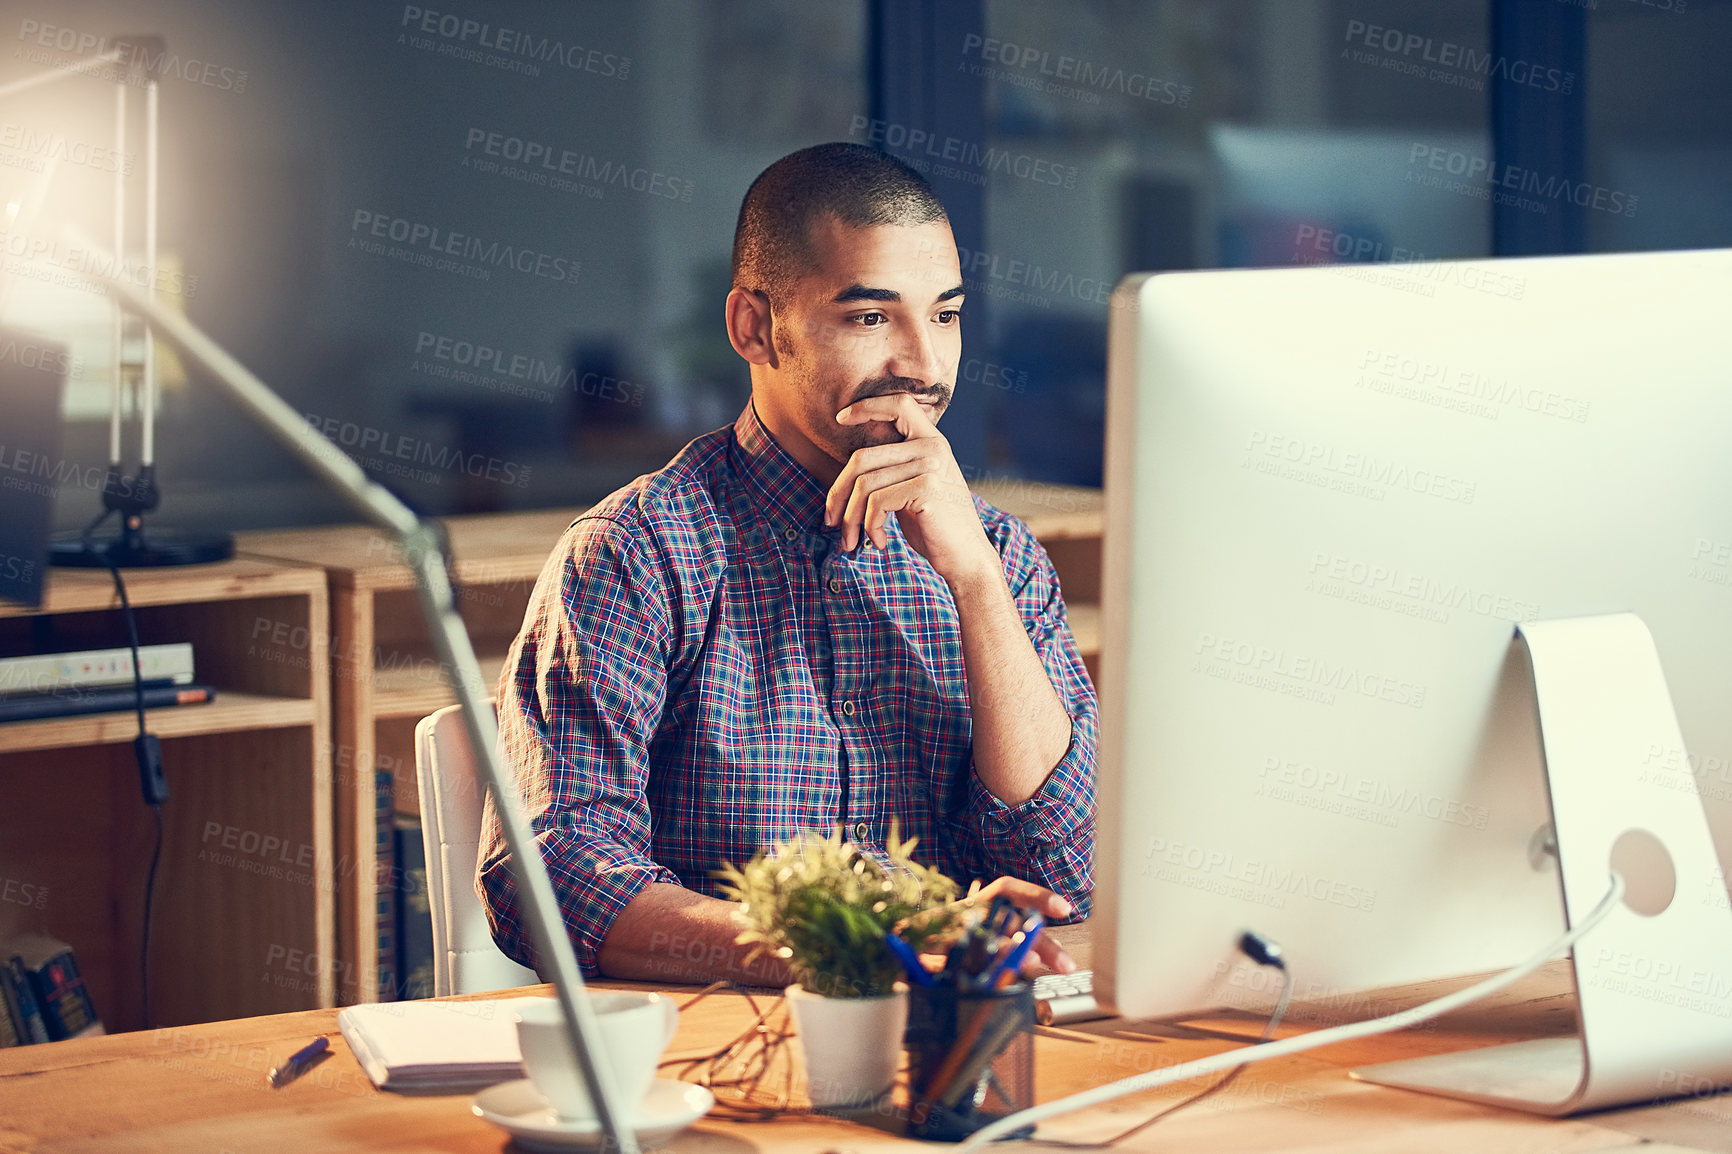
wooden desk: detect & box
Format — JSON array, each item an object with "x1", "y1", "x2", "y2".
[{"x1": 4, "y1": 944, "x2": 1728, "y2": 1153}]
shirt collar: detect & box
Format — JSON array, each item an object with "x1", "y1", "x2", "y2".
[{"x1": 731, "y1": 402, "x2": 834, "y2": 541}]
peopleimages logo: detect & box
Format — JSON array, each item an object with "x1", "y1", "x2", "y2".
[
  {"x1": 15, "y1": 20, "x2": 250, "y2": 93},
  {"x1": 1243, "y1": 429, "x2": 1478, "y2": 505},
  {"x1": 348, "y1": 210, "x2": 580, "y2": 285},
  {"x1": 1142, "y1": 836, "x2": 1378, "y2": 913},
  {"x1": 1194, "y1": 630, "x2": 1428, "y2": 709},
  {"x1": 462, "y1": 129, "x2": 693, "y2": 201},
  {"x1": 1341, "y1": 19, "x2": 1574, "y2": 94},
  {"x1": 847, "y1": 117, "x2": 1077, "y2": 189},
  {"x1": 958, "y1": 33, "x2": 1191, "y2": 107},
  {"x1": 397, "y1": 6, "x2": 630, "y2": 79},
  {"x1": 0, "y1": 124, "x2": 131, "y2": 175},
  {"x1": 412, "y1": 331, "x2": 643, "y2": 406},
  {"x1": 1409, "y1": 144, "x2": 1638, "y2": 218}
]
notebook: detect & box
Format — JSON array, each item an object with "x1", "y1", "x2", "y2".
[{"x1": 337, "y1": 995, "x2": 547, "y2": 1091}]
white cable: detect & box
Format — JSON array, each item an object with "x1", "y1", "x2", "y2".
[{"x1": 956, "y1": 873, "x2": 1627, "y2": 1151}]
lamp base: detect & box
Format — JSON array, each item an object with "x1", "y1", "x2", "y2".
[{"x1": 51, "y1": 528, "x2": 234, "y2": 568}]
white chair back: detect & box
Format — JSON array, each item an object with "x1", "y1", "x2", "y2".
[{"x1": 414, "y1": 703, "x2": 539, "y2": 996}]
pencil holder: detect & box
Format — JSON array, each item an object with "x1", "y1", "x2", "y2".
[{"x1": 904, "y1": 981, "x2": 1035, "y2": 1141}]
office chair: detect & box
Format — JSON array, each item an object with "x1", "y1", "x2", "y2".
[{"x1": 414, "y1": 703, "x2": 539, "y2": 996}]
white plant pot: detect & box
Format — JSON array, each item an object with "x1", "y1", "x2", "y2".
[{"x1": 785, "y1": 984, "x2": 908, "y2": 1108}]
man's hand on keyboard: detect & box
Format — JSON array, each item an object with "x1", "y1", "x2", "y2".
[{"x1": 964, "y1": 876, "x2": 1080, "y2": 976}]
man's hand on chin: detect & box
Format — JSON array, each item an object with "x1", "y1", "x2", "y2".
[{"x1": 823, "y1": 393, "x2": 1000, "y2": 590}]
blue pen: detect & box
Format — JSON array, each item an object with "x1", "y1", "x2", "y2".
[
  {"x1": 268, "y1": 1035, "x2": 330, "y2": 1088},
  {"x1": 885, "y1": 930, "x2": 937, "y2": 987},
  {"x1": 979, "y1": 914, "x2": 1045, "y2": 990}
]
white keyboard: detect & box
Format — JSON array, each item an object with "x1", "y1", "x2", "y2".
[{"x1": 1032, "y1": 969, "x2": 1109, "y2": 1025}]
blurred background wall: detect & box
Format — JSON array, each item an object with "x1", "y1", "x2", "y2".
[{"x1": 3, "y1": 0, "x2": 1728, "y2": 533}]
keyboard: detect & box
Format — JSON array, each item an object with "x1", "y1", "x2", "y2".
[{"x1": 1032, "y1": 969, "x2": 1109, "y2": 1025}]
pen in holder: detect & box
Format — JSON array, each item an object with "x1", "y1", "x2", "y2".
[{"x1": 905, "y1": 981, "x2": 1035, "y2": 1141}]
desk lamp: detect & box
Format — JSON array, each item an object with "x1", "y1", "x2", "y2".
[
  {"x1": 60, "y1": 226, "x2": 642, "y2": 1154},
  {"x1": 0, "y1": 37, "x2": 233, "y2": 568}
]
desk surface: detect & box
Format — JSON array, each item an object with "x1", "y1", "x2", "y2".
[{"x1": 2, "y1": 948, "x2": 1727, "y2": 1153}]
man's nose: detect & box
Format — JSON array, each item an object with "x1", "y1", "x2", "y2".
[{"x1": 885, "y1": 322, "x2": 947, "y2": 390}]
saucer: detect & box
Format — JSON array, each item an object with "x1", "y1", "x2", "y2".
[{"x1": 472, "y1": 1077, "x2": 714, "y2": 1151}]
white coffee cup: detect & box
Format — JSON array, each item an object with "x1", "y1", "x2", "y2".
[{"x1": 514, "y1": 993, "x2": 679, "y2": 1121}]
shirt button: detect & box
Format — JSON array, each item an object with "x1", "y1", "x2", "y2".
[
  {"x1": 840, "y1": 700, "x2": 856, "y2": 717},
  {"x1": 853, "y1": 821, "x2": 870, "y2": 841},
  {"x1": 784, "y1": 528, "x2": 798, "y2": 541},
  {"x1": 827, "y1": 578, "x2": 843, "y2": 594}
]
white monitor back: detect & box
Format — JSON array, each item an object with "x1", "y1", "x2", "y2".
[{"x1": 1098, "y1": 249, "x2": 1732, "y2": 1020}]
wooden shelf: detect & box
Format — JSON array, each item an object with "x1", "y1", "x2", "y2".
[
  {"x1": 0, "y1": 557, "x2": 334, "y2": 1032},
  {"x1": 0, "y1": 557, "x2": 328, "y2": 618},
  {"x1": 0, "y1": 691, "x2": 317, "y2": 754},
  {"x1": 971, "y1": 479, "x2": 1104, "y2": 540},
  {"x1": 372, "y1": 652, "x2": 507, "y2": 719}
]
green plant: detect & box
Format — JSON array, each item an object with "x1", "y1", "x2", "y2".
[{"x1": 715, "y1": 826, "x2": 962, "y2": 998}]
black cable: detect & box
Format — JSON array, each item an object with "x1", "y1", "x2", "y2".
[
  {"x1": 141, "y1": 802, "x2": 163, "y2": 1030},
  {"x1": 107, "y1": 562, "x2": 147, "y2": 734},
  {"x1": 107, "y1": 560, "x2": 164, "y2": 1030},
  {"x1": 1039, "y1": 934, "x2": 1294, "y2": 1150},
  {"x1": 1094, "y1": 962, "x2": 1293, "y2": 1146}
]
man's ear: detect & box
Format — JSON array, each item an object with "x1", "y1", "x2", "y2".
[{"x1": 725, "y1": 287, "x2": 778, "y2": 367}]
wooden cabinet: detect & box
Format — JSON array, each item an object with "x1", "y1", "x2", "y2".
[
  {"x1": 241, "y1": 486, "x2": 1101, "y2": 1005},
  {"x1": 0, "y1": 559, "x2": 333, "y2": 1031}
]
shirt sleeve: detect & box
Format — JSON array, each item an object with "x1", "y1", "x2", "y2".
[
  {"x1": 477, "y1": 513, "x2": 682, "y2": 977},
  {"x1": 950, "y1": 510, "x2": 1098, "y2": 919}
]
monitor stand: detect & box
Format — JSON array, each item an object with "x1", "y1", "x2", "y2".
[{"x1": 1353, "y1": 613, "x2": 1732, "y2": 1114}]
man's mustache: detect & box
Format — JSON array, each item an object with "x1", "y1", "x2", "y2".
[{"x1": 848, "y1": 377, "x2": 954, "y2": 410}]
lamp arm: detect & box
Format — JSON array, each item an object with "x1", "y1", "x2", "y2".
[{"x1": 60, "y1": 224, "x2": 643, "y2": 1154}]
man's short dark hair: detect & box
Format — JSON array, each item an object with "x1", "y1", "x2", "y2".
[{"x1": 731, "y1": 142, "x2": 948, "y2": 305}]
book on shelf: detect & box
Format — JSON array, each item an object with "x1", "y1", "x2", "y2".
[
  {"x1": 10, "y1": 935, "x2": 103, "y2": 1041},
  {"x1": 375, "y1": 767, "x2": 397, "y2": 1002},
  {"x1": 5, "y1": 953, "x2": 55, "y2": 1044},
  {"x1": 0, "y1": 964, "x2": 25, "y2": 1046},
  {"x1": 0, "y1": 643, "x2": 194, "y2": 697},
  {"x1": 393, "y1": 815, "x2": 434, "y2": 1001},
  {"x1": 0, "y1": 683, "x2": 217, "y2": 724}
]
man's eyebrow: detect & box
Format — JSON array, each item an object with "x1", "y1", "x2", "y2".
[
  {"x1": 830, "y1": 283, "x2": 969, "y2": 304},
  {"x1": 831, "y1": 284, "x2": 900, "y2": 303}
]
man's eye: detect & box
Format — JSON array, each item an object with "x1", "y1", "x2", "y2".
[
  {"x1": 851, "y1": 312, "x2": 888, "y2": 327},
  {"x1": 936, "y1": 309, "x2": 963, "y2": 324}
]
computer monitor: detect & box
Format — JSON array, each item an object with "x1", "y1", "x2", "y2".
[{"x1": 1095, "y1": 250, "x2": 1732, "y2": 1030}]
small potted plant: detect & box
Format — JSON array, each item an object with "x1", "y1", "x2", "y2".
[{"x1": 716, "y1": 826, "x2": 960, "y2": 1107}]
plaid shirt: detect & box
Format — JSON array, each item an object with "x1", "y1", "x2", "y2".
[{"x1": 479, "y1": 404, "x2": 1096, "y2": 976}]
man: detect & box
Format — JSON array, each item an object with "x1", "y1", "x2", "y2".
[{"x1": 479, "y1": 142, "x2": 1095, "y2": 986}]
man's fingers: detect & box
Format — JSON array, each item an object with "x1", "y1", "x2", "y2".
[
  {"x1": 864, "y1": 477, "x2": 932, "y2": 551},
  {"x1": 842, "y1": 461, "x2": 931, "y2": 550},
  {"x1": 825, "y1": 441, "x2": 926, "y2": 528},
  {"x1": 837, "y1": 393, "x2": 941, "y2": 440},
  {"x1": 976, "y1": 876, "x2": 1074, "y2": 920},
  {"x1": 1030, "y1": 935, "x2": 1076, "y2": 976}
]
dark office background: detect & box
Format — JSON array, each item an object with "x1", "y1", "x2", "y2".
[{"x1": 4, "y1": 0, "x2": 1729, "y2": 534}]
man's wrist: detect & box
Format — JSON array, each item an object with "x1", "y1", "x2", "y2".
[{"x1": 941, "y1": 547, "x2": 1009, "y2": 603}]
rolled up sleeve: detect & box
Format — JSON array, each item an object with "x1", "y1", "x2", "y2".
[{"x1": 477, "y1": 515, "x2": 680, "y2": 977}]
